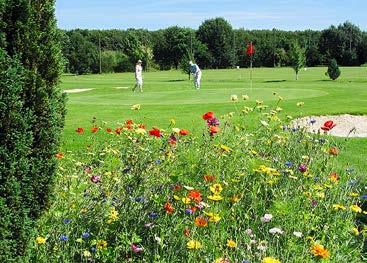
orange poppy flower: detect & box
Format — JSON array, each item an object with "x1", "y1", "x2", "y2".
[
  {"x1": 75, "y1": 127, "x2": 84, "y2": 134},
  {"x1": 202, "y1": 112, "x2": 214, "y2": 120},
  {"x1": 329, "y1": 172, "x2": 340, "y2": 182},
  {"x1": 106, "y1": 128, "x2": 112, "y2": 133},
  {"x1": 164, "y1": 202, "x2": 174, "y2": 214},
  {"x1": 183, "y1": 228, "x2": 191, "y2": 237},
  {"x1": 126, "y1": 119, "x2": 134, "y2": 125},
  {"x1": 174, "y1": 184, "x2": 182, "y2": 191},
  {"x1": 55, "y1": 152, "x2": 64, "y2": 159},
  {"x1": 329, "y1": 147, "x2": 339, "y2": 156},
  {"x1": 194, "y1": 216, "x2": 208, "y2": 227},
  {"x1": 91, "y1": 127, "x2": 99, "y2": 133},
  {"x1": 203, "y1": 175, "x2": 215, "y2": 182},
  {"x1": 115, "y1": 127, "x2": 122, "y2": 135},
  {"x1": 210, "y1": 126, "x2": 220, "y2": 135},
  {"x1": 179, "y1": 129, "x2": 190, "y2": 136},
  {"x1": 188, "y1": 190, "x2": 202, "y2": 203}
]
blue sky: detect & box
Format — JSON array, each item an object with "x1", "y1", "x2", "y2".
[{"x1": 56, "y1": 0, "x2": 367, "y2": 31}]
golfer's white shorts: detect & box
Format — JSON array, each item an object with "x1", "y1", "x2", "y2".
[{"x1": 136, "y1": 77, "x2": 143, "y2": 86}]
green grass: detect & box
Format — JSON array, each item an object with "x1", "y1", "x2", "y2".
[{"x1": 61, "y1": 67, "x2": 367, "y2": 172}]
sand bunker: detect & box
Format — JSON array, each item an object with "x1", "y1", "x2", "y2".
[
  {"x1": 64, "y1": 89, "x2": 93, "y2": 94},
  {"x1": 295, "y1": 114, "x2": 367, "y2": 138}
]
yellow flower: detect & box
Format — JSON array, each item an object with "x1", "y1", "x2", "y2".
[
  {"x1": 170, "y1": 119, "x2": 176, "y2": 125},
  {"x1": 296, "y1": 101, "x2": 304, "y2": 107},
  {"x1": 210, "y1": 184, "x2": 223, "y2": 195},
  {"x1": 35, "y1": 236, "x2": 46, "y2": 245},
  {"x1": 173, "y1": 195, "x2": 180, "y2": 201},
  {"x1": 204, "y1": 212, "x2": 221, "y2": 223},
  {"x1": 96, "y1": 240, "x2": 108, "y2": 250},
  {"x1": 226, "y1": 239, "x2": 237, "y2": 248},
  {"x1": 172, "y1": 128, "x2": 180, "y2": 134},
  {"x1": 182, "y1": 197, "x2": 191, "y2": 204},
  {"x1": 131, "y1": 104, "x2": 141, "y2": 110},
  {"x1": 230, "y1": 94, "x2": 238, "y2": 102},
  {"x1": 350, "y1": 204, "x2": 362, "y2": 213},
  {"x1": 262, "y1": 257, "x2": 281, "y2": 263},
  {"x1": 350, "y1": 192, "x2": 359, "y2": 197},
  {"x1": 316, "y1": 192, "x2": 325, "y2": 199},
  {"x1": 208, "y1": 195, "x2": 223, "y2": 201},
  {"x1": 187, "y1": 240, "x2": 202, "y2": 250},
  {"x1": 109, "y1": 207, "x2": 119, "y2": 220},
  {"x1": 230, "y1": 195, "x2": 241, "y2": 203},
  {"x1": 332, "y1": 204, "x2": 346, "y2": 211},
  {"x1": 220, "y1": 144, "x2": 232, "y2": 153},
  {"x1": 242, "y1": 94, "x2": 249, "y2": 100},
  {"x1": 83, "y1": 250, "x2": 92, "y2": 257},
  {"x1": 135, "y1": 128, "x2": 146, "y2": 135},
  {"x1": 352, "y1": 227, "x2": 359, "y2": 236}
]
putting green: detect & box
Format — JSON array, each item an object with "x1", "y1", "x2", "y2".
[{"x1": 67, "y1": 87, "x2": 328, "y2": 106}]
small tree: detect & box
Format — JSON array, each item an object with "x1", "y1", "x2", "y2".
[
  {"x1": 326, "y1": 58, "x2": 341, "y2": 80},
  {"x1": 289, "y1": 42, "x2": 306, "y2": 80}
]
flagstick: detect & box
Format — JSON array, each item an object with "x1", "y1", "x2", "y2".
[{"x1": 250, "y1": 54, "x2": 253, "y2": 93}]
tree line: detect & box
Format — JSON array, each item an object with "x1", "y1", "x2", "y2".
[{"x1": 60, "y1": 18, "x2": 367, "y2": 74}]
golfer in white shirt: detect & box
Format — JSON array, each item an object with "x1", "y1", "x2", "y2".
[
  {"x1": 133, "y1": 60, "x2": 143, "y2": 92},
  {"x1": 189, "y1": 61, "x2": 202, "y2": 89}
]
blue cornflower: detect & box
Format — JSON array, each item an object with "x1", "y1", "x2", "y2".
[
  {"x1": 82, "y1": 232, "x2": 90, "y2": 239},
  {"x1": 285, "y1": 161, "x2": 293, "y2": 168},
  {"x1": 63, "y1": 219, "x2": 71, "y2": 224},
  {"x1": 148, "y1": 212, "x2": 158, "y2": 219},
  {"x1": 59, "y1": 235, "x2": 68, "y2": 241},
  {"x1": 135, "y1": 196, "x2": 145, "y2": 203},
  {"x1": 185, "y1": 209, "x2": 194, "y2": 215}
]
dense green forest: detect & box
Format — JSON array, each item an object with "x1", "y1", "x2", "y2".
[{"x1": 60, "y1": 18, "x2": 367, "y2": 74}]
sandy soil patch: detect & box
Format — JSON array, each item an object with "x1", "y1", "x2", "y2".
[
  {"x1": 64, "y1": 88, "x2": 93, "y2": 94},
  {"x1": 295, "y1": 114, "x2": 367, "y2": 138}
]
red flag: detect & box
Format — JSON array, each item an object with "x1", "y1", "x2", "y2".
[{"x1": 246, "y1": 42, "x2": 255, "y2": 56}]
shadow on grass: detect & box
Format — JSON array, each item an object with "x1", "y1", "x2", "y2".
[
  {"x1": 167, "y1": 79, "x2": 186, "y2": 82},
  {"x1": 263, "y1": 80, "x2": 286, "y2": 83}
]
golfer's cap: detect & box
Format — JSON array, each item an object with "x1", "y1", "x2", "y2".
[{"x1": 137, "y1": 60, "x2": 142, "y2": 63}]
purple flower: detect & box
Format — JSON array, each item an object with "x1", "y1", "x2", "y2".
[
  {"x1": 59, "y1": 235, "x2": 68, "y2": 241},
  {"x1": 90, "y1": 175, "x2": 101, "y2": 183},
  {"x1": 185, "y1": 209, "x2": 194, "y2": 215},
  {"x1": 310, "y1": 119, "x2": 316, "y2": 125},
  {"x1": 311, "y1": 200, "x2": 318, "y2": 207},
  {"x1": 241, "y1": 260, "x2": 250, "y2": 263},
  {"x1": 285, "y1": 161, "x2": 293, "y2": 168},
  {"x1": 135, "y1": 196, "x2": 145, "y2": 203},
  {"x1": 63, "y1": 219, "x2": 71, "y2": 224},
  {"x1": 298, "y1": 164, "x2": 307, "y2": 173},
  {"x1": 207, "y1": 117, "x2": 220, "y2": 127},
  {"x1": 360, "y1": 195, "x2": 367, "y2": 200},
  {"x1": 131, "y1": 243, "x2": 144, "y2": 253}
]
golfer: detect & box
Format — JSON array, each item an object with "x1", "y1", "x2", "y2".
[
  {"x1": 189, "y1": 61, "x2": 201, "y2": 89},
  {"x1": 133, "y1": 59, "x2": 143, "y2": 92}
]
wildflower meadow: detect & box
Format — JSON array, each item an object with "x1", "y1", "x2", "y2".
[{"x1": 27, "y1": 97, "x2": 367, "y2": 262}]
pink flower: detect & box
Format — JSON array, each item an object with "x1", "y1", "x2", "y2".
[{"x1": 131, "y1": 243, "x2": 144, "y2": 253}]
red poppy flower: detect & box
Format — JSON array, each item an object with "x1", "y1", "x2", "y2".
[
  {"x1": 209, "y1": 126, "x2": 220, "y2": 135},
  {"x1": 115, "y1": 127, "x2": 122, "y2": 135},
  {"x1": 329, "y1": 147, "x2": 339, "y2": 156},
  {"x1": 149, "y1": 128, "x2": 161, "y2": 138},
  {"x1": 203, "y1": 175, "x2": 215, "y2": 182},
  {"x1": 55, "y1": 152, "x2": 64, "y2": 159},
  {"x1": 202, "y1": 112, "x2": 214, "y2": 120},
  {"x1": 76, "y1": 127, "x2": 84, "y2": 134},
  {"x1": 321, "y1": 120, "x2": 336, "y2": 131},
  {"x1": 126, "y1": 119, "x2": 133, "y2": 125},
  {"x1": 164, "y1": 202, "x2": 174, "y2": 214},
  {"x1": 106, "y1": 128, "x2": 112, "y2": 133},
  {"x1": 138, "y1": 124, "x2": 146, "y2": 129},
  {"x1": 188, "y1": 190, "x2": 202, "y2": 203},
  {"x1": 179, "y1": 129, "x2": 190, "y2": 136},
  {"x1": 91, "y1": 127, "x2": 99, "y2": 133}
]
